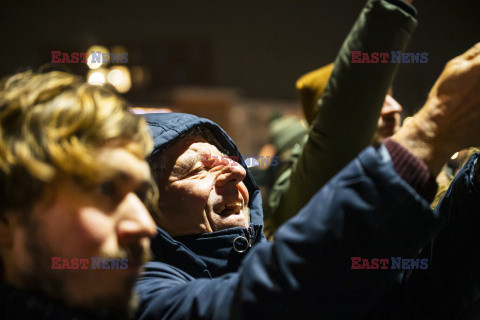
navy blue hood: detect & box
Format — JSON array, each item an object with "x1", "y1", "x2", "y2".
[
  {"x1": 143, "y1": 112, "x2": 265, "y2": 278},
  {"x1": 145, "y1": 112, "x2": 263, "y2": 226}
]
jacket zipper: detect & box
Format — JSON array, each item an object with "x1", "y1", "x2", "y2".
[{"x1": 246, "y1": 226, "x2": 253, "y2": 248}]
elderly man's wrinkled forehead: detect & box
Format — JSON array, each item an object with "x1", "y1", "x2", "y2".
[
  {"x1": 165, "y1": 135, "x2": 210, "y2": 166},
  {"x1": 151, "y1": 126, "x2": 229, "y2": 186},
  {"x1": 170, "y1": 127, "x2": 226, "y2": 160},
  {"x1": 175, "y1": 126, "x2": 226, "y2": 154}
]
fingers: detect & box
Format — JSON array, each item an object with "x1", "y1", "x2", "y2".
[
  {"x1": 440, "y1": 43, "x2": 480, "y2": 87},
  {"x1": 463, "y1": 42, "x2": 480, "y2": 61},
  {"x1": 452, "y1": 42, "x2": 480, "y2": 63}
]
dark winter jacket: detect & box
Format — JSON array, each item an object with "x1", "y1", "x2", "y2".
[
  {"x1": 431, "y1": 154, "x2": 480, "y2": 318},
  {"x1": 368, "y1": 153, "x2": 480, "y2": 319},
  {"x1": 135, "y1": 112, "x2": 440, "y2": 319}
]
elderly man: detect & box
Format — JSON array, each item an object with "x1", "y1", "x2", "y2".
[
  {"x1": 137, "y1": 4, "x2": 480, "y2": 316},
  {"x1": 0, "y1": 71, "x2": 157, "y2": 319}
]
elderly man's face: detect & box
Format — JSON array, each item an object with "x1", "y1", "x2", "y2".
[
  {"x1": 156, "y1": 135, "x2": 250, "y2": 237},
  {"x1": 1, "y1": 147, "x2": 157, "y2": 317}
]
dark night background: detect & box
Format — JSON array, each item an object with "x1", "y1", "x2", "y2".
[{"x1": 0, "y1": 0, "x2": 479, "y2": 115}]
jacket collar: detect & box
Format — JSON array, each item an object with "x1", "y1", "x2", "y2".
[{"x1": 151, "y1": 225, "x2": 264, "y2": 278}]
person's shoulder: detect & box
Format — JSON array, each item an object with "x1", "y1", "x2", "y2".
[{"x1": 139, "y1": 260, "x2": 195, "y2": 283}]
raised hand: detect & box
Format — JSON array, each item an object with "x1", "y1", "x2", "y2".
[{"x1": 392, "y1": 43, "x2": 480, "y2": 176}]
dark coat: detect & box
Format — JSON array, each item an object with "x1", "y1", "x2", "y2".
[
  {"x1": 369, "y1": 154, "x2": 480, "y2": 319},
  {"x1": 431, "y1": 154, "x2": 480, "y2": 318},
  {"x1": 135, "y1": 112, "x2": 439, "y2": 319}
]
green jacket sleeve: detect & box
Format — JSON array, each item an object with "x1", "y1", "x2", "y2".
[{"x1": 269, "y1": 0, "x2": 418, "y2": 229}]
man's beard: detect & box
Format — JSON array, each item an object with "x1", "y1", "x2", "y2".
[{"x1": 14, "y1": 218, "x2": 152, "y2": 320}]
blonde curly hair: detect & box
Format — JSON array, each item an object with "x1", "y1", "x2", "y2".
[{"x1": 0, "y1": 70, "x2": 153, "y2": 221}]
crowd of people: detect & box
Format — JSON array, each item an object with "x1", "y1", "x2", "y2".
[{"x1": 1, "y1": 0, "x2": 480, "y2": 319}]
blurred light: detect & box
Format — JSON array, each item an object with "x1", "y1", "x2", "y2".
[
  {"x1": 131, "y1": 66, "x2": 150, "y2": 87},
  {"x1": 88, "y1": 69, "x2": 107, "y2": 85},
  {"x1": 86, "y1": 45, "x2": 109, "y2": 69},
  {"x1": 108, "y1": 69, "x2": 123, "y2": 85},
  {"x1": 451, "y1": 152, "x2": 459, "y2": 160},
  {"x1": 111, "y1": 45, "x2": 127, "y2": 54},
  {"x1": 107, "y1": 66, "x2": 131, "y2": 93},
  {"x1": 300, "y1": 119, "x2": 308, "y2": 129}
]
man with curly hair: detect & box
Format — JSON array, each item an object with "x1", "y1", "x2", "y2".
[{"x1": 0, "y1": 71, "x2": 157, "y2": 320}]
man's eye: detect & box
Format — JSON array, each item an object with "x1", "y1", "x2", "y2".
[
  {"x1": 135, "y1": 188, "x2": 148, "y2": 203},
  {"x1": 188, "y1": 167, "x2": 205, "y2": 176},
  {"x1": 98, "y1": 181, "x2": 116, "y2": 196}
]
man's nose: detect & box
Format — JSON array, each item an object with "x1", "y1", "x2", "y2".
[
  {"x1": 214, "y1": 157, "x2": 247, "y2": 188},
  {"x1": 117, "y1": 193, "x2": 157, "y2": 242},
  {"x1": 381, "y1": 95, "x2": 403, "y2": 116}
]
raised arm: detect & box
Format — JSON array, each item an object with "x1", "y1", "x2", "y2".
[
  {"x1": 137, "y1": 144, "x2": 440, "y2": 319},
  {"x1": 269, "y1": 0, "x2": 418, "y2": 228},
  {"x1": 372, "y1": 42, "x2": 480, "y2": 319},
  {"x1": 137, "y1": 42, "x2": 480, "y2": 319}
]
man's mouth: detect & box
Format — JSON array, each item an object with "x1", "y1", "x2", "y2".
[{"x1": 218, "y1": 200, "x2": 243, "y2": 216}]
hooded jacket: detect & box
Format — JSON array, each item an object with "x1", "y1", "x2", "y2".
[
  {"x1": 135, "y1": 112, "x2": 440, "y2": 320},
  {"x1": 144, "y1": 112, "x2": 267, "y2": 279}
]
